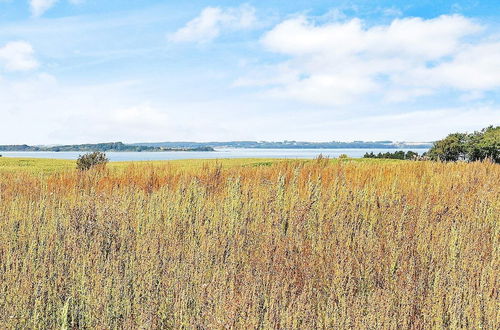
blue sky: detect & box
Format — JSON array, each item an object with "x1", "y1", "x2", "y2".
[{"x1": 0, "y1": 0, "x2": 499, "y2": 144}]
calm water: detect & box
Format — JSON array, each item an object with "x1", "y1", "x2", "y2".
[{"x1": 0, "y1": 148, "x2": 429, "y2": 162}]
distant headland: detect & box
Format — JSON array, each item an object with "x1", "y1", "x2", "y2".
[
  {"x1": 0, "y1": 140, "x2": 432, "y2": 152},
  {"x1": 132, "y1": 140, "x2": 433, "y2": 149},
  {"x1": 0, "y1": 142, "x2": 214, "y2": 152}
]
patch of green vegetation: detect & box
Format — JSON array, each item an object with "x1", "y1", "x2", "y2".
[
  {"x1": 0, "y1": 157, "x2": 75, "y2": 174},
  {"x1": 249, "y1": 161, "x2": 274, "y2": 167},
  {"x1": 0, "y1": 156, "x2": 404, "y2": 175}
]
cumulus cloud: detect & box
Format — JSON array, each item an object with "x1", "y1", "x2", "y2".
[
  {"x1": 242, "y1": 14, "x2": 500, "y2": 105},
  {"x1": 0, "y1": 41, "x2": 39, "y2": 71},
  {"x1": 168, "y1": 5, "x2": 257, "y2": 43}
]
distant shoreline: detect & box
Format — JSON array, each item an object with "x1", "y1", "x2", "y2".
[
  {"x1": 0, "y1": 140, "x2": 432, "y2": 152},
  {"x1": 0, "y1": 142, "x2": 215, "y2": 153}
]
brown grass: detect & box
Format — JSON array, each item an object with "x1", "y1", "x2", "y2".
[{"x1": 0, "y1": 159, "x2": 498, "y2": 328}]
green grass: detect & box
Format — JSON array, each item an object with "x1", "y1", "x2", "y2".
[
  {"x1": 0, "y1": 156, "x2": 400, "y2": 175},
  {"x1": 0, "y1": 157, "x2": 75, "y2": 174}
]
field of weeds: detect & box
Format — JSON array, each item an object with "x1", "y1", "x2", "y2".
[{"x1": 0, "y1": 158, "x2": 498, "y2": 328}]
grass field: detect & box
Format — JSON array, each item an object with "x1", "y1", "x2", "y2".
[
  {"x1": 0, "y1": 156, "x2": 393, "y2": 175},
  {"x1": 0, "y1": 157, "x2": 498, "y2": 328},
  {"x1": 0, "y1": 157, "x2": 293, "y2": 175}
]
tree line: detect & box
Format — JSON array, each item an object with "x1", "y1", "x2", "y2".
[
  {"x1": 363, "y1": 126, "x2": 499, "y2": 163},
  {"x1": 364, "y1": 150, "x2": 420, "y2": 160},
  {"x1": 426, "y1": 126, "x2": 499, "y2": 163},
  {"x1": 0, "y1": 142, "x2": 215, "y2": 152}
]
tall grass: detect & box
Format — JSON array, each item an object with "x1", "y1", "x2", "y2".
[{"x1": 0, "y1": 159, "x2": 498, "y2": 328}]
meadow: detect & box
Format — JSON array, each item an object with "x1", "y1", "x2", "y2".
[{"x1": 0, "y1": 157, "x2": 498, "y2": 328}]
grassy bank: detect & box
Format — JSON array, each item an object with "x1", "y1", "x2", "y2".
[
  {"x1": 0, "y1": 157, "x2": 292, "y2": 175},
  {"x1": 0, "y1": 156, "x2": 393, "y2": 175},
  {"x1": 0, "y1": 158, "x2": 498, "y2": 328}
]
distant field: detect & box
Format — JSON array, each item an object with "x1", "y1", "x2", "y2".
[
  {"x1": 0, "y1": 158, "x2": 498, "y2": 328},
  {"x1": 0, "y1": 156, "x2": 394, "y2": 174},
  {"x1": 0, "y1": 157, "x2": 75, "y2": 174},
  {"x1": 0, "y1": 157, "x2": 296, "y2": 175}
]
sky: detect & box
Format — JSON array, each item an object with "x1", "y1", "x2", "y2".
[{"x1": 0, "y1": 0, "x2": 499, "y2": 144}]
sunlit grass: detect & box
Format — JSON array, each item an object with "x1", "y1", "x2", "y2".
[
  {"x1": 0, "y1": 157, "x2": 75, "y2": 174},
  {"x1": 0, "y1": 156, "x2": 393, "y2": 175},
  {"x1": 0, "y1": 157, "x2": 287, "y2": 175},
  {"x1": 0, "y1": 157, "x2": 497, "y2": 328}
]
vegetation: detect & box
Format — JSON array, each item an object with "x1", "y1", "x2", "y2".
[
  {"x1": 428, "y1": 126, "x2": 499, "y2": 163},
  {"x1": 0, "y1": 142, "x2": 215, "y2": 152},
  {"x1": 0, "y1": 157, "x2": 298, "y2": 175},
  {"x1": 76, "y1": 152, "x2": 109, "y2": 171},
  {"x1": 0, "y1": 158, "x2": 498, "y2": 328},
  {"x1": 0, "y1": 157, "x2": 75, "y2": 174},
  {"x1": 364, "y1": 150, "x2": 419, "y2": 160}
]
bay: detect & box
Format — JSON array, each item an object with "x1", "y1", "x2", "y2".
[{"x1": 0, "y1": 148, "x2": 429, "y2": 162}]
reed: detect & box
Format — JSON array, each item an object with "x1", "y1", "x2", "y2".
[{"x1": 0, "y1": 159, "x2": 498, "y2": 328}]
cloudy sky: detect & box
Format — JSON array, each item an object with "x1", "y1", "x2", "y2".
[{"x1": 0, "y1": 0, "x2": 499, "y2": 144}]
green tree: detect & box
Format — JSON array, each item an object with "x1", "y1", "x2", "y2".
[
  {"x1": 467, "y1": 126, "x2": 499, "y2": 163},
  {"x1": 428, "y1": 133, "x2": 468, "y2": 162},
  {"x1": 405, "y1": 151, "x2": 419, "y2": 160}
]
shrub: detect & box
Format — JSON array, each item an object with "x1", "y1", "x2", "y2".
[
  {"x1": 76, "y1": 152, "x2": 108, "y2": 171},
  {"x1": 338, "y1": 154, "x2": 349, "y2": 159},
  {"x1": 363, "y1": 151, "x2": 419, "y2": 160}
]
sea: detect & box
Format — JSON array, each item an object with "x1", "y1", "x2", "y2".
[{"x1": 0, "y1": 148, "x2": 429, "y2": 162}]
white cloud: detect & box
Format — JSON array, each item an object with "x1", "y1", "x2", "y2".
[
  {"x1": 244, "y1": 14, "x2": 500, "y2": 105},
  {"x1": 30, "y1": 0, "x2": 59, "y2": 17},
  {"x1": 0, "y1": 69, "x2": 497, "y2": 144},
  {"x1": 0, "y1": 41, "x2": 39, "y2": 71},
  {"x1": 412, "y1": 41, "x2": 500, "y2": 90},
  {"x1": 29, "y1": 0, "x2": 84, "y2": 17},
  {"x1": 168, "y1": 5, "x2": 257, "y2": 43},
  {"x1": 0, "y1": 72, "x2": 243, "y2": 144}
]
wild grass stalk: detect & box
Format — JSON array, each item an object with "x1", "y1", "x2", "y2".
[{"x1": 0, "y1": 160, "x2": 498, "y2": 328}]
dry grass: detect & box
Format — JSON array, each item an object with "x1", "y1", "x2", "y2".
[{"x1": 0, "y1": 159, "x2": 498, "y2": 328}]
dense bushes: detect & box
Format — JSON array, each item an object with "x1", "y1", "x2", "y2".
[
  {"x1": 76, "y1": 152, "x2": 108, "y2": 170},
  {"x1": 428, "y1": 126, "x2": 499, "y2": 163},
  {"x1": 364, "y1": 126, "x2": 499, "y2": 163},
  {"x1": 364, "y1": 150, "x2": 419, "y2": 160}
]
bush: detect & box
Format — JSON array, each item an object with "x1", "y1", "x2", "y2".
[
  {"x1": 338, "y1": 154, "x2": 349, "y2": 159},
  {"x1": 363, "y1": 151, "x2": 420, "y2": 160},
  {"x1": 76, "y1": 152, "x2": 108, "y2": 171}
]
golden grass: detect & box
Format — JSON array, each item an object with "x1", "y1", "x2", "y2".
[{"x1": 0, "y1": 158, "x2": 498, "y2": 328}]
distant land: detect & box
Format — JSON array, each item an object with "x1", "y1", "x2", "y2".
[
  {"x1": 0, "y1": 142, "x2": 214, "y2": 152},
  {"x1": 132, "y1": 141, "x2": 433, "y2": 149},
  {"x1": 0, "y1": 141, "x2": 432, "y2": 152}
]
